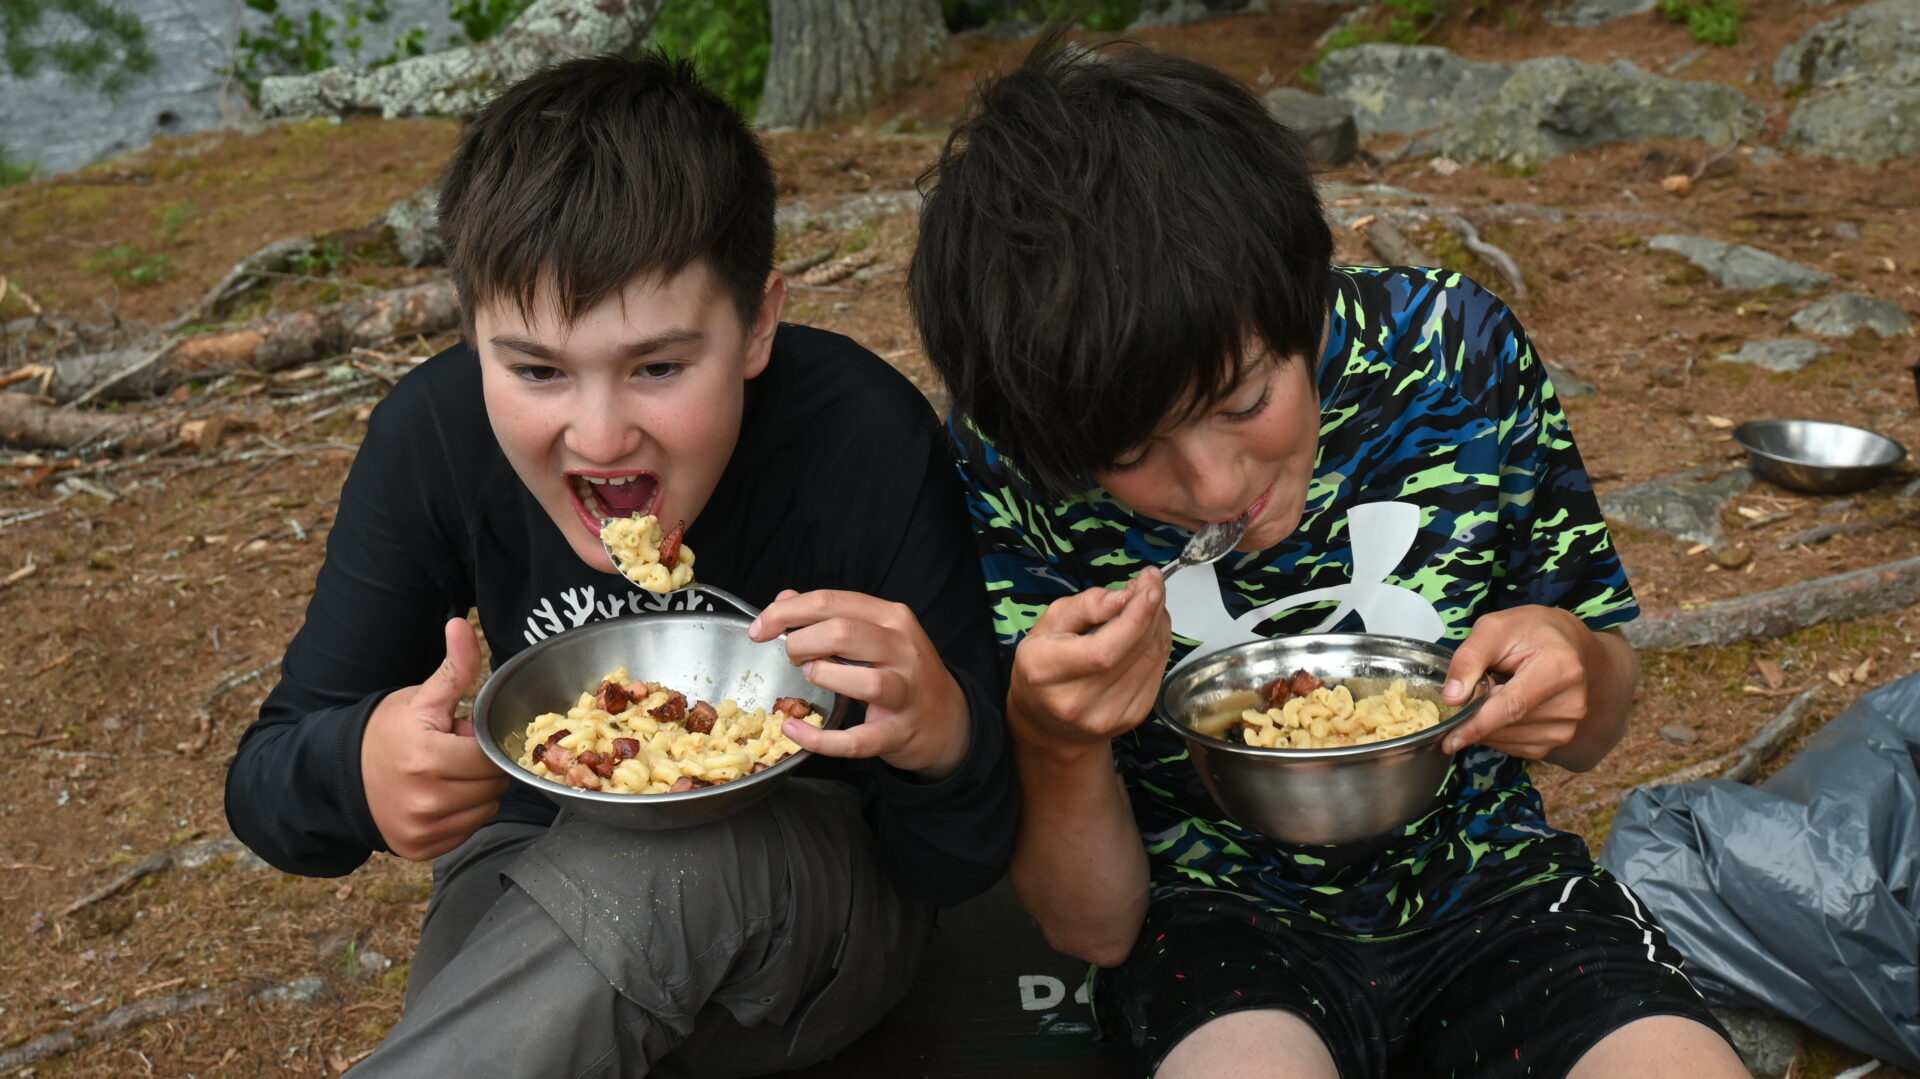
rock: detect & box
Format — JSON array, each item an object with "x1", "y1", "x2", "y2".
[
  {"x1": 1319, "y1": 46, "x2": 1761, "y2": 164},
  {"x1": 353, "y1": 948, "x2": 392, "y2": 982},
  {"x1": 1315, "y1": 181, "x2": 1430, "y2": 204},
  {"x1": 1129, "y1": 0, "x2": 1213, "y2": 27},
  {"x1": 1717, "y1": 339, "x2": 1833, "y2": 372},
  {"x1": 1784, "y1": 59, "x2": 1920, "y2": 164},
  {"x1": 251, "y1": 975, "x2": 327, "y2": 1007},
  {"x1": 1599, "y1": 466, "x2": 1753, "y2": 548},
  {"x1": 1658, "y1": 724, "x2": 1700, "y2": 744},
  {"x1": 1647, "y1": 235, "x2": 1832, "y2": 292},
  {"x1": 1440, "y1": 58, "x2": 1762, "y2": 168},
  {"x1": 1774, "y1": 0, "x2": 1920, "y2": 88},
  {"x1": 1264, "y1": 88, "x2": 1359, "y2": 165},
  {"x1": 1546, "y1": 363, "x2": 1598, "y2": 398},
  {"x1": 1714, "y1": 545, "x2": 1753, "y2": 568},
  {"x1": 1318, "y1": 45, "x2": 1513, "y2": 136},
  {"x1": 382, "y1": 185, "x2": 443, "y2": 268},
  {"x1": 1544, "y1": 0, "x2": 1658, "y2": 28},
  {"x1": 1709, "y1": 1006, "x2": 1802, "y2": 1077},
  {"x1": 776, "y1": 190, "x2": 920, "y2": 233},
  {"x1": 1790, "y1": 293, "x2": 1915, "y2": 338}
]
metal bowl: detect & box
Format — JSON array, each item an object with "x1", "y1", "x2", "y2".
[
  {"x1": 1156, "y1": 634, "x2": 1488, "y2": 846},
  {"x1": 1732, "y1": 419, "x2": 1907, "y2": 494},
  {"x1": 473, "y1": 611, "x2": 848, "y2": 830}
]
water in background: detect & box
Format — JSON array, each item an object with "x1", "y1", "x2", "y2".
[{"x1": 0, "y1": 0, "x2": 462, "y2": 176}]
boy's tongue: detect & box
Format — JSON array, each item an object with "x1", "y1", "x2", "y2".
[{"x1": 596, "y1": 477, "x2": 656, "y2": 517}]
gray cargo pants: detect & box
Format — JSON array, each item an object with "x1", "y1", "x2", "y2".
[{"x1": 352, "y1": 779, "x2": 932, "y2": 1078}]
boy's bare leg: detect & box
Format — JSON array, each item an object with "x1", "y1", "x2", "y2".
[
  {"x1": 1155, "y1": 1010, "x2": 1340, "y2": 1079},
  {"x1": 1569, "y1": 1015, "x2": 1748, "y2": 1078}
]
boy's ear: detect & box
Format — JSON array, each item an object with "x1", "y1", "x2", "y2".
[{"x1": 742, "y1": 271, "x2": 787, "y2": 381}]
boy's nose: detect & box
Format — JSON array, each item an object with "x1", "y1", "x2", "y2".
[
  {"x1": 1172, "y1": 448, "x2": 1245, "y2": 523},
  {"x1": 566, "y1": 404, "x2": 644, "y2": 463}
]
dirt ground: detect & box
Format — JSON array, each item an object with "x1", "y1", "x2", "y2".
[{"x1": 2, "y1": 4, "x2": 1917, "y2": 1076}]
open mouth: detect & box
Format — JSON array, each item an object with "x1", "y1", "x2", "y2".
[
  {"x1": 1244, "y1": 488, "x2": 1275, "y2": 523},
  {"x1": 568, "y1": 471, "x2": 661, "y2": 536}
]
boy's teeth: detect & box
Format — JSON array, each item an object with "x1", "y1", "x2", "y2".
[{"x1": 582, "y1": 475, "x2": 634, "y2": 486}]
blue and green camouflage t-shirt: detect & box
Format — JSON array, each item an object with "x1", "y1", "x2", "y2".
[{"x1": 950, "y1": 266, "x2": 1637, "y2": 939}]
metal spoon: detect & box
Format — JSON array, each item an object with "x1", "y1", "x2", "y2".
[
  {"x1": 600, "y1": 530, "x2": 854, "y2": 662},
  {"x1": 1160, "y1": 513, "x2": 1250, "y2": 582}
]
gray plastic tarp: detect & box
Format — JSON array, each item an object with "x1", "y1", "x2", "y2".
[{"x1": 1600, "y1": 672, "x2": 1920, "y2": 1070}]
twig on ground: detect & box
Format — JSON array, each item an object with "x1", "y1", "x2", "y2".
[
  {"x1": 180, "y1": 662, "x2": 278, "y2": 754},
  {"x1": 1439, "y1": 213, "x2": 1528, "y2": 301},
  {"x1": 1776, "y1": 511, "x2": 1920, "y2": 551}
]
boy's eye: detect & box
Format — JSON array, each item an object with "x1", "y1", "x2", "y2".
[
  {"x1": 636, "y1": 362, "x2": 682, "y2": 381},
  {"x1": 1221, "y1": 383, "x2": 1272, "y2": 421},
  {"x1": 1107, "y1": 446, "x2": 1149, "y2": 473},
  {"x1": 513, "y1": 364, "x2": 562, "y2": 384}
]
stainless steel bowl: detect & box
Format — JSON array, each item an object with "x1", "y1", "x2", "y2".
[
  {"x1": 473, "y1": 611, "x2": 848, "y2": 830},
  {"x1": 1156, "y1": 634, "x2": 1487, "y2": 846},
  {"x1": 1732, "y1": 419, "x2": 1907, "y2": 494}
]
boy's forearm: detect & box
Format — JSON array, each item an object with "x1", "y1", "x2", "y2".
[
  {"x1": 1544, "y1": 628, "x2": 1637, "y2": 772},
  {"x1": 1007, "y1": 721, "x2": 1149, "y2": 968}
]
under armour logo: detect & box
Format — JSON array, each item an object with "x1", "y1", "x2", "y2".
[{"x1": 1165, "y1": 501, "x2": 1444, "y2": 675}]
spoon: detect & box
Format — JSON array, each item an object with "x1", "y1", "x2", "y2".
[
  {"x1": 600, "y1": 528, "x2": 856, "y2": 662},
  {"x1": 1160, "y1": 513, "x2": 1249, "y2": 582}
]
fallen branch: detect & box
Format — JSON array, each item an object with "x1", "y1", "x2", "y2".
[
  {"x1": 1363, "y1": 218, "x2": 1434, "y2": 266},
  {"x1": 1564, "y1": 688, "x2": 1820, "y2": 822},
  {"x1": 258, "y1": 0, "x2": 663, "y2": 119},
  {"x1": 180, "y1": 662, "x2": 279, "y2": 754},
  {"x1": 49, "y1": 280, "x2": 459, "y2": 404},
  {"x1": 1439, "y1": 213, "x2": 1528, "y2": 301},
  {"x1": 0, "y1": 974, "x2": 320, "y2": 1071},
  {"x1": 0, "y1": 393, "x2": 172, "y2": 453},
  {"x1": 1775, "y1": 510, "x2": 1920, "y2": 551},
  {"x1": 58, "y1": 837, "x2": 253, "y2": 919},
  {"x1": 1624, "y1": 553, "x2": 1920, "y2": 651},
  {"x1": 158, "y1": 236, "x2": 322, "y2": 334}
]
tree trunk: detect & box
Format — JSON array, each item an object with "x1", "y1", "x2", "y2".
[
  {"x1": 758, "y1": 0, "x2": 946, "y2": 130},
  {"x1": 258, "y1": 0, "x2": 665, "y2": 119}
]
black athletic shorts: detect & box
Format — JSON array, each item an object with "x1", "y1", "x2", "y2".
[{"x1": 1091, "y1": 873, "x2": 1730, "y2": 1078}]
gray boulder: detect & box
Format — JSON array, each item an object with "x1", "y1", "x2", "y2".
[
  {"x1": 1784, "y1": 58, "x2": 1920, "y2": 164},
  {"x1": 1718, "y1": 339, "x2": 1833, "y2": 372},
  {"x1": 1318, "y1": 46, "x2": 1761, "y2": 166},
  {"x1": 1647, "y1": 234, "x2": 1832, "y2": 292},
  {"x1": 1599, "y1": 466, "x2": 1752, "y2": 548},
  {"x1": 1774, "y1": 0, "x2": 1920, "y2": 88},
  {"x1": 1264, "y1": 88, "x2": 1359, "y2": 165},
  {"x1": 382, "y1": 185, "x2": 444, "y2": 268},
  {"x1": 1440, "y1": 58, "x2": 1762, "y2": 167},
  {"x1": 1790, "y1": 292, "x2": 1915, "y2": 338},
  {"x1": 1543, "y1": 0, "x2": 1659, "y2": 28},
  {"x1": 1546, "y1": 363, "x2": 1597, "y2": 398},
  {"x1": 1318, "y1": 45, "x2": 1512, "y2": 136}
]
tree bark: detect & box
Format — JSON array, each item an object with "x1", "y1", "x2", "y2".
[
  {"x1": 0, "y1": 394, "x2": 171, "y2": 452},
  {"x1": 257, "y1": 0, "x2": 664, "y2": 119},
  {"x1": 758, "y1": 0, "x2": 946, "y2": 130}
]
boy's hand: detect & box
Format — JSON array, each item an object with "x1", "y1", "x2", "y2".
[
  {"x1": 749, "y1": 590, "x2": 971, "y2": 779},
  {"x1": 1439, "y1": 605, "x2": 1626, "y2": 762},
  {"x1": 1007, "y1": 568, "x2": 1172, "y2": 758},
  {"x1": 362, "y1": 618, "x2": 508, "y2": 861}
]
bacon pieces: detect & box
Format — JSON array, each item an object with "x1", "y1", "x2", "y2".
[
  {"x1": 593, "y1": 680, "x2": 632, "y2": 714},
  {"x1": 773, "y1": 697, "x2": 813, "y2": 721},
  {"x1": 659, "y1": 520, "x2": 686, "y2": 567},
  {"x1": 686, "y1": 700, "x2": 718, "y2": 734}
]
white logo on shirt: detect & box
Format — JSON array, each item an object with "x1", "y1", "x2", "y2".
[
  {"x1": 1164, "y1": 501, "x2": 1445, "y2": 675},
  {"x1": 522, "y1": 583, "x2": 711, "y2": 645}
]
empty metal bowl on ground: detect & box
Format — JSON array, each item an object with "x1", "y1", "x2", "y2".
[
  {"x1": 1156, "y1": 634, "x2": 1488, "y2": 846},
  {"x1": 473, "y1": 610, "x2": 847, "y2": 830},
  {"x1": 1732, "y1": 419, "x2": 1907, "y2": 494}
]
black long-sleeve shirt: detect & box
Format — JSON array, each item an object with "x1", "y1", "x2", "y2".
[{"x1": 224, "y1": 324, "x2": 1017, "y2": 908}]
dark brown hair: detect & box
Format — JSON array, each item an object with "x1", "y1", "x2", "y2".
[
  {"x1": 909, "y1": 37, "x2": 1333, "y2": 498},
  {"x1": 438, "y1": 53, "x2": 777, "y2": 332}
]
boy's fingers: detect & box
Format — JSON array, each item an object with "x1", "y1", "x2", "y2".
[
  {"x1": 801, "y1": 658, "x2": 898, "y2": 711},
  {"x1": 1441, "y1": 669, "x2": 1541, "y2": 753},
  {"x1": 1443, "y1": 622, "x2": 1511, "y2": 705},
  {"x1": 1033, "y1": 584, "x2": 1132, "y2": 638},
  {"x1": 781, "y1": 717, "x2": 888, "y2": 760},
  {"x1": 428, "y1": 732, "x2": 507, "y2": 781},
  {"x1": 751, "y1": 589, "x2": 878, "y2": 640}
]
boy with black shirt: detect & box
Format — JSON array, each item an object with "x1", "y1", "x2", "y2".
[
  {"x1": 225, "y1": 54, "x2": 1015, "y2": 1075},
  {"x1": 909, "y1": 41, "x2": 1743, "y2": 1079}
]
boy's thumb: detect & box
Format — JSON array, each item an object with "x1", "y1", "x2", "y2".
[{"x1": 416, "y1": 617, "x2": 482, "y2": 725}]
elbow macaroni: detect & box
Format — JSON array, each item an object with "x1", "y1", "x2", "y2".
[
  {"x1": 517, "y1": 666, "x2": 826, "y2": 794},
  {"x1": 602, "y1": 515, "x2": 695, "y2": 592},
  {"x1": 1235, "y1": 679, "x2": 1441, "y2": 749}
]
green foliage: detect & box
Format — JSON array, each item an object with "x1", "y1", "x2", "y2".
[
  {"x1": 1658, "y1": 0, "x2": 1743, "y2": 46},
  {"x1": 654, "y1": 0, "x2": 771, "y2": 117},
  {"x1": 0, "y1": 0, "x2": 155, "y2": 96},
  {"x1": 0, "y1": 143, "x2": 37, "y2": 187},
  {"x1": 229, "y1": 0, "x2": 433, "y2": 95},
  {"x1": 446, "y1": 0, "x2": 532, "y2": 45},
  {"x1": 89, "y1": 243, "x2": 173, "y2": 287},
  {"x1": 1302, "y1": 0, "x2": 1529, "y2": 85},
  {"x1": 157, "y1": 200, "x2": 196, "y2": 240},
  {"x1": 289, "y1": 239, "x2": 348, "y2": 275}
]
